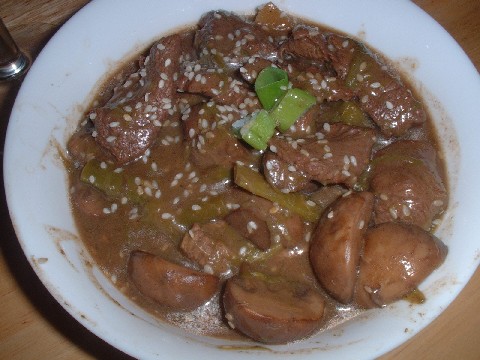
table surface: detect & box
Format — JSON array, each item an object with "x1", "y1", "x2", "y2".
[{"x1": 1, "y1": 1, "x2": 479, "y2": 359}]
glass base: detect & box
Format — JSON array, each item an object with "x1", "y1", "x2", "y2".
[{"x1": 0, "y1": 51, "x2": 30, "y2": 81}]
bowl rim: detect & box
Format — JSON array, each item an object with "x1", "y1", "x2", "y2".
[{"x1": 4, "y1": 0, "x2": 480, "y2": 359}]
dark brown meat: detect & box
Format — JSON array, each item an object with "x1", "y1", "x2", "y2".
[
  {"x1": 282, "y1": 26, "x2": 425, "y2": 137},
  {"x1": 195, "y1": 10, "x2": 277, "y2": 68},
  {"x1": 310, "y1": 192, "x2": 374, "y2": 303},
  {"x1": 70, "y1": 182, "x2": 110, "y2": 217},
  {"x1": 370, "y1": 140, "x2": 448, "y2": 230},
  {"x1": 354, "y1": 222, "x2": 447, "y2": 308},
  {"x1": 262, "y1": 151, "x2": 312, "y2": 193},
  {"x1": 183, "y1": 103, "x2": 258, "y2": 168},
  {"x1": 128, "y1": 251, "x2": 219, "y2": 311},
  {"x1": 280, "y1": 25, "x2": 330, "y2": 64},
  {"x1": 239, "y1": 57, "x2": 273, "y2": 84},
  {"x1": 324, "y1": 34, "x2": 426, "y2": 137},
  {"x1": 223, "y1": 272, "x2": 325, "y2": 344},
  {"x1": 269, "y1": 123, "x2": 376, "y2": 187},
  {"x1": 225, "y1": 209, "x2": 271, "y2": 250},
  {"x1": 180, "y1": 221, "x2": 255, "y2": 278},
  {"x1": 92, "y1": 34, "x2": 186, "y2": 164}
]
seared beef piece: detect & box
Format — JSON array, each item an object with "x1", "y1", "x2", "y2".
[
  {"x1": 269, "y1": 123, "x2": 376, "y2": 187},
  {"x1": 182, "y1": 67, "x2": 258, "y2": 108},
  {"x1": 310, "y1": 192, "x2": 374, "y2": 304},
  {"x1": 239, "y1": 57, "x2": 274, "y2": 84},
  {"x1": 280, "y1": 25, "x2": 330, "y2": 64},
  {"x1": 281, "y1": 104, "x2": 319, "y2": 138},
  {"x1": 262, "y1": 152, "x2": 312, "y2": 193},
  {"x1": 183, "y1": 103, "x2": 258, "y2": 168},
  {"x1": 323, "y1": 34, "x2": 426, "y2": 137},
  {"x1": 230, "y1": 194, "x2": 305, "y2": 250},
  {"x1": 195, "y1": 10, "x2": 278, "y2": 68},
  {"x1": 370, "y1": 140, "x2": 448, "y2": 230},
  {"x1": 225, "y1": 208, "x2": 271, "y2": 250},
  {"x1": 281, "y1": 26, "x2": 425, "y2": 137},
  {"x1": 67, "y1": 123, "x2": 110, "y2": 166},
  {"x1": 354, "y1": 222, "x2": 447, "y2": 308},
  {"x1": 129, "y1": 250, "x2": 219, "y2": 311},
  {"x1": 280, "y1": 57, "x2": 354, "y2": 103},
  {"x1": 92, "y1": 34, "x2": 186, "y2": 164},
  {"x1": 223, "y1": 272, "x2": 325, "y2": 344},
  {"x1": 70, "y1": 182, "x2": 110, "y2": 217},
  {"x1": 180, "y1": 220, "x2": 256, "y2": 278}
]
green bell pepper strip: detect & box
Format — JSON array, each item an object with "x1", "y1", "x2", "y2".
[
  {"x1": 80, "y1": 159, "x2": 143, "y2": 202},
  {"x1": 254, "y1": 66, "x2": 289, "y2": 110},
  {"x1": 239, "y1": 110, "x2": 276, "y2": 151},
  {"x1": 234, "y1": 164, "x2": 320, "y2": 222},
  {"x1": 270, "y1": 88, "x2": 316, "y2": 132}
]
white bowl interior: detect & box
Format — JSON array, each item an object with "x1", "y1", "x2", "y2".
[{"x1": 4, "y1": 0, "x2": 480, "y2": 359}]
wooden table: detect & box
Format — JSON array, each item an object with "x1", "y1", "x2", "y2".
[{"x1": 0, "y1": 1, "x2": 479, "y2": 358}]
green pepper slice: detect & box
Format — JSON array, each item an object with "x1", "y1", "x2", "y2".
[
  {"x1": 254, "y1": 66, "x2": 289, "y2": 110},
  {"x1": 270, "y1": 88, "x2": 316, "y2": 132}
]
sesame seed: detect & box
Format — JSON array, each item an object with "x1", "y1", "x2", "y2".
[
  {"x1": 88, "y1": 175, "x2": 95, "y2": 183},
  {"x1": 161, "y1": 213, "x2": 172, "y2": 219},
  {"x1": 402, "y1": 204, "x2": 411, "y2": 216},
  {"x1": 306, "y1": 200, "x2": 316, "y2": 207},
  {"x1": 270, "y1": 145, "x2": 277, "y2": 153},
  {"x1": 385, "y1": 101, "x2": 394, "y2": 109},
  {"x1": 379, "y1": 193, "x2": 389, "y2": 201},
  {"x1": 361, "y1": 95, "x2": 369, "y2": 103},
  {"x1": 327, "y1": 211, "x2": 334, "y2": 219},
  {"x1": 358, "y1": 220, "x2": 365, "y2": 230},
  {"x1": 106, "y1": 136, "x2": 116, "y2": 143},
  {"x1": 389, "y1": 207, "x2": 398, "y2": 219},
  {"x1": 370, "y1": 82, "x2": 381, "y2": 88},
  {"x1": 323, "y1": 123, "x2": 331, "y2": 132},
  {"x1": 323, "y1": 152, "x2": 333, "y2": 159},
  {"x1": 192, "y1": 204, "x2": 201, "y2": 211},
  {"x1": 359, "y1": 62, "x2": 367, "y2": 71},
  {"x1": 433, "y1": 200, "x2": 444, "y2": 207}
]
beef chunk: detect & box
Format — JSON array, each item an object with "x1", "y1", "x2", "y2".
[
  {"x1": 180, "y1": 221, "x2": 256, "y2": 278},
  {"x1": 282, "y1": 26, "x2": 425, "y2": 137},
  {"x1": 262, "y1": 152, "x2": 313, "y2": 193},
  {"x1": 239, "y1": 56, "x2": 274, "y2": 84},
  {"x1": 228, "y1": 194, "x2": 305, "y2": 250},
  {"x1": 195, "y1": 10, "x2": 277, "y2": 68},
  {"x1": 183, "y1": 103, "x2": 258, "y2": 168},
  {"x1": 370, "y1": 140, "x2": 448, "y2": 230},
  {"x1": 92, "y1": 34, "x2": 185, "y2": 164},
  {"x1": 324, "y1": 34, "x2": 426, "y2": 137},
  {"x1": 181, "y1": 66, "x2": 258, "y2": 108},
  {"x1": 280, "y1": 25, "x2": 330, "y2": 64},
  {"x1": 269, "y1": 123, "x2": 376, "y2": 187}
]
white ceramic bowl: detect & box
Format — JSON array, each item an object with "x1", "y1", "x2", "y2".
[{"x1": 4, "y1": 0, "x2": 480, "y2": 359}]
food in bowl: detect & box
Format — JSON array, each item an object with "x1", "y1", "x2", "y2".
[{"x1": 66, "y1": 2, "x2": 448, "y2": 344}]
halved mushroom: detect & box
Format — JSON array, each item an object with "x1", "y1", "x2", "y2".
[
  {"x1": 309, "y1": 191, "x2": 374, "y2": 303},
  {"x1": 128, "y1": 251, "x2": 219, "y2": 311},
  {"x1": 223, "y1": 272, "x2": 325, "y2": 344},
  {"x1": 354, "y1": 222, "x2": 447, "y2": 308}
]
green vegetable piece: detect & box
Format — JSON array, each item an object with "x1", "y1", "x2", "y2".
[
  {"x1": 234, "y1": 164, "x2": 320, "y2": 222},
  {"x1": 240, "y1": 110, "x2": 276, "y2": 150},
  {"x1": 254, "y1": 66, "x2": 289, "y2": 110},
  {"x1": 270, "y1": 88, "x2": 316, "y2": 132},
  {"x1": 332, "y1": 101, "x2": 372, "y2": 127},
  {"x1": 80, "y1": 159, "x2": 142, "y2": 202}
]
